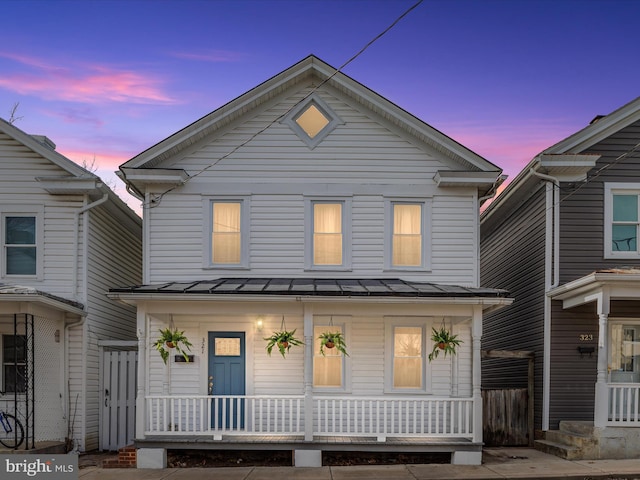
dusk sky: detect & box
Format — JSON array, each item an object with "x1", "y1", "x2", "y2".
[{"x1": 2, "y1": 0, "x2": 639, "y2": 212}]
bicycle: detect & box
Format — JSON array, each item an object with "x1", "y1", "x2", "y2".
[{"x1": 0, "y1": 392, "x2": 24, "y2": 449}]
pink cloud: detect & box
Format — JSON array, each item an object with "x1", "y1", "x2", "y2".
[
  {"x1": 169, "y1": 49, "x2": 245, "y2": 62},
  {"x1": 0, "y1": 52, "x2": 178, "y2": 105}
]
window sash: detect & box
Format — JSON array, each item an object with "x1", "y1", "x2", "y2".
[
  {"x1": 2, "y1": 335, "x2": 26, "y2": 393},
  {"x1": 313, "y1": 203, "x2": 343, "y2": 266},
  {"x1": 392, "y1": 204, "x2": 422, "y2": 267},
  {"x1": 612, "y1": 194, "x2": 640, "y2": 252},
  {"x1": 393, "y1": 326, "x2": 423, "y2": 389},
  {"x1": 313, "y1": 325, "x2": 343, "y2": 388},
  {"x1": 4, "y1": 216, "x2": 36, "y2": 275},
  {"x1": 212, "y1": 202, "x2": 242, "y2": 264}
]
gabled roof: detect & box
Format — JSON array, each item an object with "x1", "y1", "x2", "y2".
[
  {"x1": 0, "y1": 118, "x2": 141, "y2": 225},
  {"x1": 120, "y1": 55, "x2": 501, "y2": 177},
  {"x1": 481, "y1": 96, "x2": 640, "y2": 223}
]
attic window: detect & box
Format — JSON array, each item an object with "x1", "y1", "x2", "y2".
[
  {"x1": 283, "y1": 94, "x2": 342, "y2": 149},
  {"x1": 296, "y1": 105, "x2": 330, "y2": 139}
]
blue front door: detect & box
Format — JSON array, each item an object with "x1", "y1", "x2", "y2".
[{"x1": 208, "y1": 332, "x2": 245, "y2": 429}]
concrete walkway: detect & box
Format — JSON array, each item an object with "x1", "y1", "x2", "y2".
[{"x1": 78, "y1": 448, "x2": 640, "y2": 479}]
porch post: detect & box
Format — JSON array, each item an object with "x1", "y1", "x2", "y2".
[
  {"x1": 472, "y1": 305, "x2": 483, "y2": 443},
  {"x1": 594, "y1": 292, "x2": 610, "y2": 427},
  {"x1": 303, "y1": 304, "x2": 314, "y2": 441},
  {"x1": 135, "y1": 306, "x2": 147, "y2": 440}
]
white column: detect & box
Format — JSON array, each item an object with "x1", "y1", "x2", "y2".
[
  {"x1": 594, "y1": 292, "x2": 610, "y2": 427},
  {"x1": 472, "y1": 305, "x2": 483, "y2": 443},
  {"x1": 303, "y1": 304, "x2": 314, "y2": 441},
  {"x1": 135, "y1": 306, "x2": 147, "y2": 440}
]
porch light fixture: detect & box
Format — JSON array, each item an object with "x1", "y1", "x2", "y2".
[
  {"x1": 256, "y1": 317, "x2": 264, "y2": 332},
  {"x1": 54, "y1": 329, "x2": 60, "y2": 343}
]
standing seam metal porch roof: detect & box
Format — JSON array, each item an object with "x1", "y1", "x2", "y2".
[{"x1": 109, "y1": 278, "x2": 509, "y2": 298}]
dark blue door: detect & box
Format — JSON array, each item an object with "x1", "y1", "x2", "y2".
[{"x1": 208, "y1": 332, "x2": 245, "y2": 429}]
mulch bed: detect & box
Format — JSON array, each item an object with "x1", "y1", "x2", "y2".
[{"x1": 167, "y1": 449, "x2": 450, "y2": 467}]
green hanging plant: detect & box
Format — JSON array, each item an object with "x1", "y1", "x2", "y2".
[
  {"x1": 428, "y1": 326, "x2": 461, "y2": 362},
  {"x1": 264, "y1": 329, "x2": 304, "y2": 358},
  {"x1": 318, "y1": 331, "x2": 349, "y2": 356},
  {"x1": 153, "y1": 328, "x2": 193, "y2": 364}
]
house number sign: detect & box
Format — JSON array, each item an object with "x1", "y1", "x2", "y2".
[
  {"x1": 215, "y1": 337, "x2": 241, "y2": 356},
  {"x1": 579, "y1": 334, "x2": 594, "y2": 341}
]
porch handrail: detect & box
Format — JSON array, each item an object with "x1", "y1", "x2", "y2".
[
  {"x1": 146, "y1": 395, "x2": 304, "y2": 436},
  {"x1": 314, "y1": 395, "x2": 474, "y2": 438},
  {"x1": 145, "y1": 394, "x2": 474, "y2": 439},
  {"x1": 607, "y1": 383, "x2": 640, "y2": 425}
]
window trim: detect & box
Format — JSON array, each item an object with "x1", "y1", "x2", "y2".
[
  {"x1": 1, "y1": 206, "x2": 44, "y2": 280},
  {"x1": 384, "y1": 198, "x2": 431, "y2": 271},
  {"x1": 384, "y1": 318, "x2": 432, "y2": 394},
  {"x1": 312, "y1": 316, "x2": 351, "y2": 393},
  {"x1": 604, "y1": 183, "x2": 640, "y2": 259},
  {"x1": 203, "y1": 197, "x2": 250, "y2": 269},
  {"x1": 282, "y1": 94, "x2": 343, "y2": 149},
  {"x1": 305, "y1": 197, "x2": 352, "y2": 271}
]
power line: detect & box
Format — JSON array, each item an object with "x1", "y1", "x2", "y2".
[{"x1": 145, "y1": 0, "x2": 424, "y2": 208}]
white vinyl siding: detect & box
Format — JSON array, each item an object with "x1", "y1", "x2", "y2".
[{"x1": 142, "y1": 85, "x2": 480, "y2": 286}]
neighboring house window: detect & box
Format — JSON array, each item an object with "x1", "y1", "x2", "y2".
[
  {"x1": 305, "y1": 198, "x2": 352, "y2": 270},
  {"x1": 393, "y1": 326, "x2": 424, "y2": 389},
  {"x1": 313, "y1": 324, "x2": 344, "y2": 388},
  {"x1": 609, "y1": 322, "x2": 640, "y2": 383},
  {"x1": 385, "y1": 199, "x2": 431, "y2": 270},
  {"x1": 206, "y1": 198, "x2": 250, "y2": 268},
  {"x1": 2, "y1": 335, "x2": 26, "y2": 393},
  {"x1": 605, "y1": 184, "x2": 640, "y2": 258},
  {"x1": 2, "y1": 208, "x2": 42, "y2": 278},
  {"x1": 282, "y1": 94, "x2": 342, "y2": 149}
]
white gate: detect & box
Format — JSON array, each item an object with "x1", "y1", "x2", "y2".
[{"x1": 100, "y1": 349, "x2": 137, "y2": 451}]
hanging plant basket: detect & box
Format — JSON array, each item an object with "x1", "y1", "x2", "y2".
[
  {"x1": 153, "y1": 328, "x2": 193, "y2": 364},
  {"x1": 318, "y1": 331, "x2": 349, "y2": 356},
  {"x1": 264, "y1": 317, "x2": 304, "y2": 358},
  {"x1": 264, "y1": 329, "x2": 303, "y2": 358},
  {"x1": 428, "y1": 326, "x2": 461, "y2": 362}
]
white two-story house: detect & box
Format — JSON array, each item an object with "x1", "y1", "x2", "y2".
[
  {"x1": 0, "y1": 119, "x2": 141, "y2": 452},
  {"x1": 109, "y1": 55, "x2": 511, "y2": 467}
]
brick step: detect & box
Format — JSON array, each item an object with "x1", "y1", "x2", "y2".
[{"x1": 102, "y1": 445, "x2": 136, "y2": 469}]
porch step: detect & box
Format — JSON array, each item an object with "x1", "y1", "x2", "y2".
[
  {"x1": 559, "y1": 420, "x2": 595, "y2": 437},
  {"x1": 534, "y1": 439, "x2": 582, "y2": 460},
  {"x1": 544, "y1": 429, "x2": 596, "y2": 449}
]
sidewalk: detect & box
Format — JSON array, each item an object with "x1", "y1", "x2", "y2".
[{"x1": 78, "y1": 448, "x2": 640, "y2": 479}]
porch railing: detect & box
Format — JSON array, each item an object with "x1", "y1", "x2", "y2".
[
  {"x1": 608, "y1": 383, "x2": 640, "y2": 425},
  {"x1": 145, "y1": 395, "x2": 474, "y2": 439}
]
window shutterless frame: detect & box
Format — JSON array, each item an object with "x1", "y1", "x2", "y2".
[
  {"x1": 1, "y1": 206, "x2": 43, "y2": 280},
  {"x1": 604, "y1": 183, "x2": 640, "y2": 259},
  {"x1": 304, "y1": 197, "x2": 352, "y2": 271},
  {"x1": 203, "y1": 197, "x2": 250, "y2": 269},
  {"x1": 384, "y1": 198, "x2": 431, "y2": 271}
]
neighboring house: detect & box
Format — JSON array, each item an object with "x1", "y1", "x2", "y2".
[
  {"x1": 109, "y1": 55, "x2": 511, "y2": 467},
  {"x1": 481, "y1": 96, "x2": 640, "y2": 459},
  {"x1": 0, "y1": 119, "x2": 142, "y2": 452}
]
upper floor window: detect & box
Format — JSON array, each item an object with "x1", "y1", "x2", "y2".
[
  {"x1": 5, "y1": 216, "x2": 36, "y2": 275},
  {"x1": 282, "y1": 94, "x2": 342, "y2": 149},
  {"x1": 206, "y1": 198, "x2": 250, "y2": 268},
  {"x1": 305, "y1": 198, "x2": 351, "y2": 270},
  {"x1": 1, "y1": 207, "x2": 42, "y2": 279},
  {"x1": 605, "y1": 184, "x2": 640, "y2": 258},
  {"x1": 385, "y1": 199, "x2": 431, "y2": 270},
  {"x1": 2, "y1": 334, "x2": 26, "y2": 393}
]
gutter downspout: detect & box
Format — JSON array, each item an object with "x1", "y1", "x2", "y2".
[
  {"x1": 65, "y1": 192, "x2": 108, "y2": 451},
  {"x1": 530, "y1": 168, "x2": 560, "y2": 431}
]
